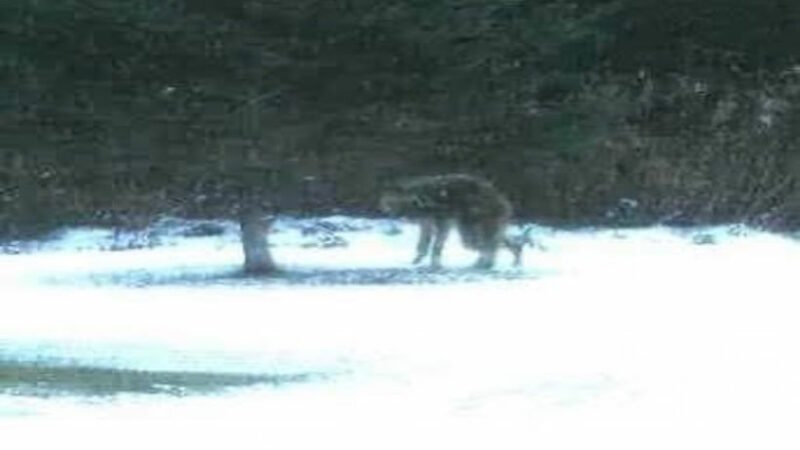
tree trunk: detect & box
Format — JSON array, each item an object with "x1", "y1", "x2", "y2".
[{"x1": 239, "y1": 208, "x2": 276, "y2": 274}]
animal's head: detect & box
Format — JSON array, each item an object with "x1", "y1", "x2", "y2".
[
  {"x1": 518, "y1": 225, "x2": 535, "y2": 246},
  {"x1": 377, "y1": 175, "x2": 463, "y2": 217},
  {"x1": 378, "y1": 185, "x2": 418, "y2": 215},
  {"x1": 505, "y1": 224, "x2": 536, "y2": 247},
  {"x1": 504, "y1": 225, "x2": 539, "y2": 267}
]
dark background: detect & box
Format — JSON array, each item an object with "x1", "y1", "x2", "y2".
[{"x1": 4, "y1": 0, "x2": 800, "y2": 236}]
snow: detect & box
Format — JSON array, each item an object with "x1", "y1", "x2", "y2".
[{"x1": 1, "y1": 217, "x2": 800, "y2": 449}]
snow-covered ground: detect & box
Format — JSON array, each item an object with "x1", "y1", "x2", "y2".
[{"x1": 2, "y1": 217, "x2": 800, "y2": 449}]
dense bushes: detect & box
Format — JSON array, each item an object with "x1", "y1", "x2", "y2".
[{"x1": 3, "y1": 0, "x2": 800, "y2": 236}]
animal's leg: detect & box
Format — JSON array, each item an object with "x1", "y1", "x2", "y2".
[
  {"x1": 413, "y1": 220, "x2": 434, "y2": 265},
  {"x1": 429, "y1": 219, "x2": 451, "y2": 269},
  {"x1": 473, "y1": 218, "x2": 503, "y2": 270}
]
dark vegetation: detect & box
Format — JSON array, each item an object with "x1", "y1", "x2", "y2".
[{"x1": 4, "y1": 0, "x2": 800, "y2": 237}]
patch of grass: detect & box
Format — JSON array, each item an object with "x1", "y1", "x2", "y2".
[{"x1": 0, "y1": 360, "x2": 318, "y2": 398}]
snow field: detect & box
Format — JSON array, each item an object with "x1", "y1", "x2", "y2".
[{"x1": 1, "y1": 218, "x2": 800, "y2": 449}]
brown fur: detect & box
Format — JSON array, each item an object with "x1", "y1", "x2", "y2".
[{"x1": 380, "y1": 174, "x2": 527, "y2": 269}]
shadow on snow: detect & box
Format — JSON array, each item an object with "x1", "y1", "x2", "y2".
[
  {"x1": 98, "y1": 266, "x2": 535, "y2": 288},
  {"x1": 0, "y1": 358, "x2": 322, "y2": 398},
  {"x1": 42, "y1": 265, "x2": 540, "y2": 288}
]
